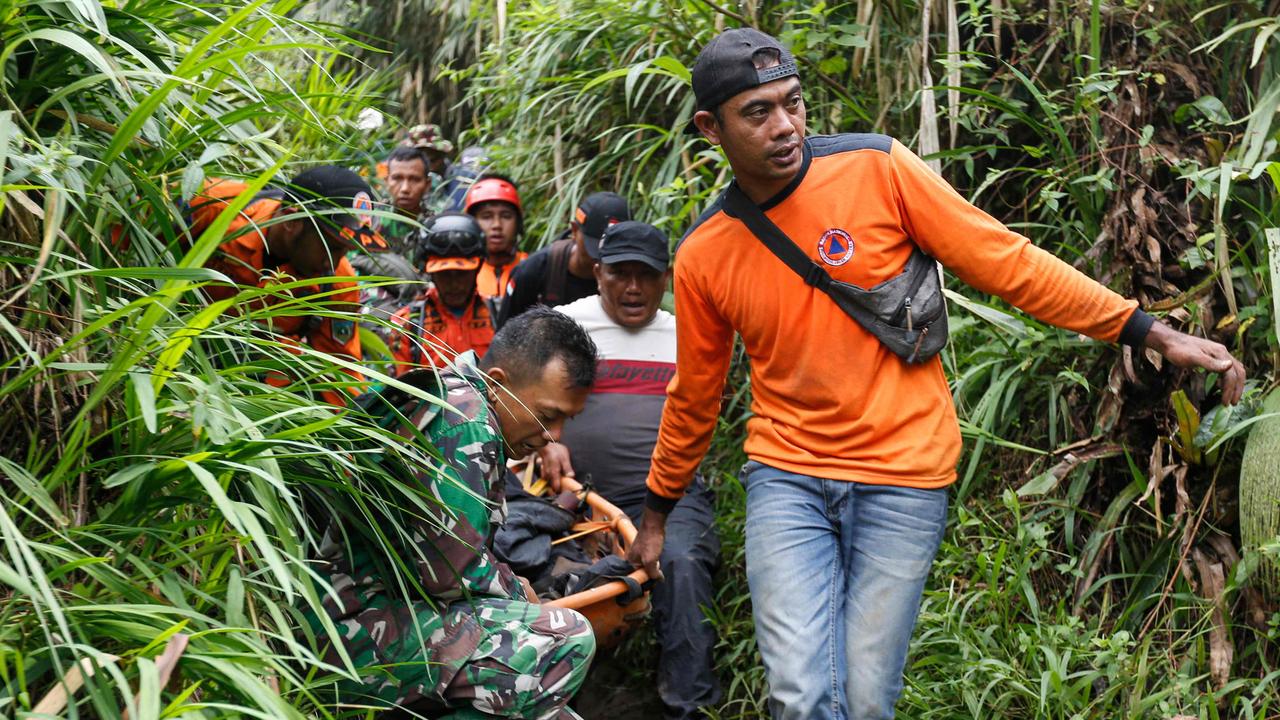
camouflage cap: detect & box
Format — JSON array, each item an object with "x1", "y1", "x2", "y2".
[{"x1": 403, "y1": 123, "x2": 455, "y2": 154}]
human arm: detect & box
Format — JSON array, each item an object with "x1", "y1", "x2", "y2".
[
  {"x1": 888, "y1": 140, "x2": 1149, "y2": 345},
  {"x1": 625, "y1": 507, "x2": 669, "y2": 582},
  {"x1": 887, "y1": 141, "x2": 1246, "y2": 399},
  {"x1": 408, "y1": 419, "x2": 529, "y2": 602},
  {"x1": 631, "y1": 251, "x2": 735, "y2": 576},
  {"x1": 386, "y1": 305, "x2": 418, "y2": 376},
  {"x1": 887, "y1": 141, "x2": 1246, "y2": 401}
]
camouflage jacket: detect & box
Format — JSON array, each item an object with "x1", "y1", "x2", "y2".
[
  {"x1": 377, "y1": 212, "x2": 424, "y2": 258},
  {"x1": 318, "y1": 351, "x2": 528, "y2": 619}
]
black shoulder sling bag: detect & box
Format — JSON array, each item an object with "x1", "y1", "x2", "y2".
[{"x1": 722, "y1": 183, "x2": 949, "y2": 364}]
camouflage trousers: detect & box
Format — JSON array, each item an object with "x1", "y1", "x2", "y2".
[{"x1": 309, "y1": 594, "x2": 595, "y2": 719}]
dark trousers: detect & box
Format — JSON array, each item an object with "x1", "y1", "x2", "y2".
[{"x1": 623, "y1": 482, "x2": 722, "y2": 720}]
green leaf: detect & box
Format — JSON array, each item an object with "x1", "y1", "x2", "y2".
[
  {"x1": 130, "y1": 371, "x2": 158, "y2": 433},
  {"x1": 650, "y1": 55, "x2": 691, "y2": 84},
  {"x1": 103, "y1": 462, "x2": 157, "y2": 488},
  {"x1": 831, "y1": 33, "x2": 869, "y2": 48},
  {"x1": 0, "y1": 110, "x2": 15, "y2": 186},
  {"x1": 0, "y1": 456, "x2": 68, "y2": 525},
  {"x1": 1174, "y1": 95, "x2": 1231, "y2": 125},
  {"x1": 133, "y1": 656, "x2": 159, "y2": 720},
  {"x1": 1138, "y1": 124, "x2": 1154, "y2": 147},
  {"x1": 152, "y1": 297, "x2": 236, "y2": 393},
  {"x1": 1251, "y1": 22, "x2": 1280, "y2": 67},
  {"x1": 0, "y1": 29, "x2": 124, "y2": 96},
  {"x1": 72, "y1": 267, "x2": 232, "y2": 282},
  {"x1": 1241, "y1": 75, "x2": 1280, "y2": 168},
  {"x1": 227, "y1": 565, "x2": 246, "y2": 627},
  {"x1": 1205, "y1": 411, "x2": 1280, "y2": 454},
  {"x1": 0, "y1": 560, "x2": 39, "y2": 598},
  {"x1": 181, "y1": 163, "x2": 207, "y2": 204},
  {"x1": 1268, "y1": 228, "x2": 1280, "y2": 349},
  {"x1": 1017, "y1": 470, "x2": 1061, "y2": 497}
]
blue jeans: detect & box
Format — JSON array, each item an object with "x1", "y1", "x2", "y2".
[{"x1": 741, "y1": 461, "x2": 948, "y2": 720}]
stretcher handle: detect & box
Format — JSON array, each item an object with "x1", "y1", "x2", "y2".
[{"x1": 543, "y1": 474, "x2": 650, "y2": 609}]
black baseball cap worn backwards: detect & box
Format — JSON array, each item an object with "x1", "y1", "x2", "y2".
[
  {"x1": 689, "y1": 27, "x2": 800, "y2": 131},
  {"x1": 598, "y1": 221, "x2": 670, "y2": 272}
]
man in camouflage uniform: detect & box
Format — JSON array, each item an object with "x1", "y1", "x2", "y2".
[
  {"x1": 405, "y1": 122, "x2": 454, "y2": 176},
  {"x1": 403, "y1": 123, "x2": 455, "y2": 214},
  {"x1": 308, "y1": 306, "x2": 601, "y2": 719},
  {"x1": 404, "y1": 123, "x2": 487, "y2": 215}
]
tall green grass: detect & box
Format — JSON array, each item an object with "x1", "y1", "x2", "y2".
[
  {"x1": 0, "y1": 2, "x2": 452, "y2": 717},
  {"x1": 5, "y1": 0, "x2": 1280, "y2": 717}
]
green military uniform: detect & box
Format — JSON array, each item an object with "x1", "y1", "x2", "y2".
[
  {"x1": 376, "y1": 211, "x2": 417, "y2": 253},
  {"x1": 377, "y1": 211, "x2": 426, "y2": 256},
  {"x1": 307, "y1": 352, "x2": 595, "y2": 718}
]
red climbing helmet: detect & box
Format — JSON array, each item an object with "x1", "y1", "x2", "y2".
[{"x1": 464, "y1": 175, "x2": 523, "y2": 218}]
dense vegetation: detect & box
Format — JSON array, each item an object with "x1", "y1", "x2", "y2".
[{"x1": 2, "y1": 0, "x2": 1279, "y2": 718}]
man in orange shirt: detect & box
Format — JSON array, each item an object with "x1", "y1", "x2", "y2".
[
  {"x1": 465, "y1": 174, "x2": 529, "y2": 302},
  {"x1": 387, "y1": 212, "x2": 495, "y2": 373},
  {"x1": 193, "y1": 166, "x2": 387, "y2": 404},
  {"x1": 627, "y1": 29, "x2": 1246, "y2": 720}
]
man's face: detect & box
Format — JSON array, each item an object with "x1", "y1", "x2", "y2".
[
  {"x1": 387, "y1": 158, "x2": 430, "y2": 214},
  {"x1": 432, "y1": 268, "x2": 479, "y2": 310},
  {"x1": 490, "y1": 357, "x2": 589, "y2": 458},
  {"x1": 594, "y1": 260, "x2": 668, "y2": 328},
  {"x1": 424, "y1": 149, "x2": 448, "y2": 175},
  {"x1": 284, "y1": 219, "x2": 350, "y2": 278},
  {"x1": 696, "y1": 77, "x2": 806, "y2": 190},
  {"x1": 472, "y1": 201, "x2": 519, "y2": 257}
]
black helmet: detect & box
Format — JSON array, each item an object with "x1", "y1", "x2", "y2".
[{"x1": 413, "y1": 212, "x2": 485, "y2": 266}]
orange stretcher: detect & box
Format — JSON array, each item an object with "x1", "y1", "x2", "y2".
[{"x1": 538, "y1": 474, "x2": 652, "y2": 649}]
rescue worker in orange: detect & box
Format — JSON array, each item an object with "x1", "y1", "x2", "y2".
[
  {"x1": 388, "y1": 212, "x2": 495, "y2": 374},
  {"x1": 465, "y1": 174, "x2": 528, "y2": 302},
  {"x1": 191, "y1": 166, "x2": 387, "y2": 404},
  {"x1": 627, "y1": 28, "x2": 1247, "y2": 720}
]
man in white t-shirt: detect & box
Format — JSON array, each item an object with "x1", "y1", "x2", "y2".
[{"x1": 540, "y1": 221, "x2": 722, "y2": 719}]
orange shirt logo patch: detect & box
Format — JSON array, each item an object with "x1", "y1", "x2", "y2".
[
  {"x1": 818, "y1": 228, "x2": 854, "y2": 266},
  {"x1": 353, "y1": 191, "x2": 374, "y2": 228}
]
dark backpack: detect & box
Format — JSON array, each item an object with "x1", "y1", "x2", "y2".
[{"x1": 539, "y1": 236, "x2": 575, "y2": 306}]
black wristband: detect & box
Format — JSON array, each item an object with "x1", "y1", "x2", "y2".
[
  {"x1": 644, "y1": 489, "x2": 679, "y2": 515},
  {"x1": 1118, "y1": 309, "x2": 1155, "y2": 348}
]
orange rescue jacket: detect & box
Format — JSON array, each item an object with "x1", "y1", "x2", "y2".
[
  {"x1": 476, "y1": 252, "x2": 528, "y2": 299},
  {"x1": 388, "y1": 288, "x2": 495, "y2": 374},
  {"x1": 191, "y1": 178, "x2": 364, "y2": 402}
]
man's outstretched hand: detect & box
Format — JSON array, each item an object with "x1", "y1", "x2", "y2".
[
  {"x1": 1145, "y1": 321, "x2": 1246, "y2": 405},
  {"x1": 627, "y1": 507, "x2": 668, "y2": 582}
]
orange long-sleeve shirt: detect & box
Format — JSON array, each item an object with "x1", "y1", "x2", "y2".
[
  {"x1": 645, "y1": 135, "x2": 1152, "y2": 510},
  {"x1": 191, "y1": 178, "x2": 363, "y2": 404}
]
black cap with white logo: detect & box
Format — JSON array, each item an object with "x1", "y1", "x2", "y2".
[
  {"x1": 597, "y1": 221, "x2": 670, "y2": 272},
  {"x1": 689, "y1": 28, "x2": 799, "y2": 124}
]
